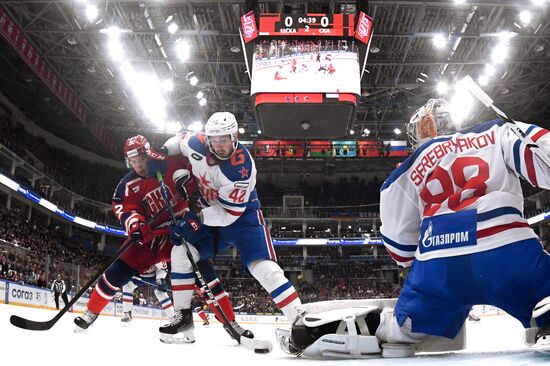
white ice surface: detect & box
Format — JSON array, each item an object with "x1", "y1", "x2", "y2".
[{"x1": 1, "y1": 304, "x2": 549, "y2": 365}]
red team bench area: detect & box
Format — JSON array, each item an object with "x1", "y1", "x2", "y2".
[{"x1": 250, "y1": 140, "x2": 409, "y2": 158}]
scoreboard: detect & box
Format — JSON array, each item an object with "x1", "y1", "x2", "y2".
[
  {"x1": 239, "y1": 11, "x2": 374, "y2": 139},
  {"x1": 258, "y1": 13, "x2": 356, "y2": 37}
]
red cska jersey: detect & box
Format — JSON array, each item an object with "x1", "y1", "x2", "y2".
[{"x1": 111, "y1": 155, "x2": 195, "y2": 272}]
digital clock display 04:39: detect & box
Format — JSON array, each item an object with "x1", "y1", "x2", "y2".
[
  {"x1": 259, "y1": 13, "x2": 353, "y2": 37},
  {"x1": 281, "y1": 15, "x2": 331, "y2": 28}
]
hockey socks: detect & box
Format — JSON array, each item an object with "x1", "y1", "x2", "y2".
[
  {"x1": 205, "y1": 289, "x2": 235, "y2": 322},
  {"x1": 198, "y1": 309, "x2": 208, "y2": 322},
  {"x1": 87, "y1": 273, "x2": 121, "y2": 314},
  {"x1": 155, "y1": 289, "x2": 175, "y2": 317},
  {"x1": 249, "y1": 259, "x2": 301, "y2": 323},
  {"x1": 87, "y1": 288, "x2": 111, "y2": 315},
  {"x1": 170, "y1": 271, "x2": 195, "y2": 310}
]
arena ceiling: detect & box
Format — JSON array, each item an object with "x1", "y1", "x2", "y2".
[{"x1": 0, "y1": 0, "x2": 549, "y2": 158}]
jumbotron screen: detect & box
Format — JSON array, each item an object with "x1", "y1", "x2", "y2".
[{"x1": 250, "y1": 38, "x2": 360, "y2": 95}]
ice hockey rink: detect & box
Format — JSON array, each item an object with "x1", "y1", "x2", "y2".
[{"x1": 1, "y1": 304, "x2": 548, "y2": 366}]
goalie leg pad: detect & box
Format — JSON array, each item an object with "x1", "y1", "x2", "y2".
[
  {"x1": 283, "y1": 305, "x2": 384, "y2": 359},
  {"x1": 302, "y1": 333, "x2": 382, "y2": 359},
  {"x1": 299, "y1": 299, "x2": 397, "y2": 315}
]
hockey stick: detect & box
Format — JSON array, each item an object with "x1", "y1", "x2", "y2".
[
  {"x1": 459, "y1": 75, "x2": 550, "y2": 169},
  {"x1": 155, "y1": 172, "x2": 272, "y2": 353},
  {"x1": 130, "y1": 276, "x2": 172, "y2": 293},
  {"x1": 233, "y1": 302, "x2": 245, "y2": 311},
  {"x1": 10, "y1": 207, "x2": 170, "y2": 331},
  {"x1": 10, "y1": 237, "x2": 136, "y2": 331}
]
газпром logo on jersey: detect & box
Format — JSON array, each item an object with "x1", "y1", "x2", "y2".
[
  {"x1": 419, "y1": 210, "x2": 477, "y2": 253},
  {"x1": 422, "y1": 222, "x2": 469, "y2": 247}
]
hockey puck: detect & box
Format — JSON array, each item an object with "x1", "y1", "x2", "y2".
[{"x1": 255, "y1": 348, "x2": 270, "y2": 354}]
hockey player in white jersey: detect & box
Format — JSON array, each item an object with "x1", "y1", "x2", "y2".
[
  {"x1": 159, "y1": 112, "x2": 302, "y2": 342},
  {"x1": 375, "y1": 98, "x2": 550, "y2": 353},
  {"x1": 276, "y1": 98, "x2": 550, "y2": 358},
  {"x1": 121, "y1": 262, "x2": 174, "y2": 326}
]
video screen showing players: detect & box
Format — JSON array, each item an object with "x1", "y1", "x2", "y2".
[{"x1": 251, "y1": 39, "x2": 360, "y2": 95}]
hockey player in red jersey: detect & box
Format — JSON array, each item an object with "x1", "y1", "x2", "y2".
[
  {"x1": 75, "y1": 135, "x2": 249, "y2": 342},
  {"x1": 73, "y1": 135, "x2": 190, "y2": 331}
]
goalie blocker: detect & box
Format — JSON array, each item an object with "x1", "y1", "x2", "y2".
[{"x1": 276, "y1": 299, "x2": 466, "y2": 359}]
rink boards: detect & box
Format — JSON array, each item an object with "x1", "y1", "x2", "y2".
[{"x1": 0, "y1": 279, "x2": 289, "y2": 324}]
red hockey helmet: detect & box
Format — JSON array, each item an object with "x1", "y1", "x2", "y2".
[{"x1": 124, "y1": 135, "x2": 151, "y2": 159}]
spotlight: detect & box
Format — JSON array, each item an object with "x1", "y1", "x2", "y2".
[
  {"x1": 168, "y1": 22, "x2": 178, "y2": 34},
  {"x1": 175, "y1": 39, "x2": 190, "y2": 62},
  {"x1": 188, "y1": 121, "x2": 203, "y2": 132},
  {"x1": 162, "y1": 79, "x2": 174, "y2": 92},
  {"x1": 432, "y1": 34, "x2": 447, "y2": 48},
  {"x1": 485, "y1": 64, "x2": 496, "y2": 77},
  {"x1": 86, "y1": 5, "x2": 98, "y2": 22},
  {"x1": 478, "y1": 74, "x2": 489, "y2": 86},
  {"x1": 519, "y1": 11, "x2": 532, "y2": 25},
  {"x1": 300, "y1": 121, "x2": 311, "y2": 131},
  {"x1": 437, "y1": 81, "x2": 449, "y2": 95}
]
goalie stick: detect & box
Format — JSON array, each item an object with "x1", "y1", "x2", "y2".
[
  {"x1": 10, "y1": 205, "x2": 170, "y2": 331},
  {"x1": 155, "y1": 172, "x2": 272, "y2": 354},
  {"x1": 459, "y1": 75, "x2": 550, "y2": 170}
]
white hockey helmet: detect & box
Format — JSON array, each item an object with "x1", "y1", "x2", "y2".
[
  {"x1": 407, "y1": 98, "x2": 456, "y2": 150},
  {"x1": 204, "y1": 112, "x2": 239, "y2": 160}
]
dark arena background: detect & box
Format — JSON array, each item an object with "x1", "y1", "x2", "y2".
[{"x1": 0, "y1": 0, "x2": 550, "y2": 364}]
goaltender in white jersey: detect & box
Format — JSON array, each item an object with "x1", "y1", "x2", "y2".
[
  {"x1": 377, "y1": 99, "x2": 550, "y2": 351},
  {"x1": 380, "y1": 118, "x2": 549, "y2": 265},
  {"x1": 276, "y1": 98, "x2": 550, "y2": 359}
]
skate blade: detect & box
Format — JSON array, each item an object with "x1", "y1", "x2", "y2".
[
  {"x1": 121, "y1": 321, "x2": 132, "y2": 327},
  {"x1": 159, "y1": 332, "x2": 195, "y2": 344},
  {"x1": 529, "y1": 345, "x2": 550, "y2": 354},
  {"x1": 529, "y1": 341, "x2": 550, "y2": 355}
]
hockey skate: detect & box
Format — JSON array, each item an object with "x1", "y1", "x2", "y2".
[
  {"x1": 74, "y1": 310, "x2": 99, "y2": 332},
  {"x1": 527, "y1": 296, "x2": 550, "y2": 354},
  {"x1": 223, "y1": 320, "x2": 254, "y2": 340},
  {"x1": 529, "y1": 321, "x2": 550, "y2": 354},
  {"x1": 121, "y1": 311, "x2": 132, "y2": 326},
  {"x1": 159, "y1": 308, "x2": 195, "y2": 344}
]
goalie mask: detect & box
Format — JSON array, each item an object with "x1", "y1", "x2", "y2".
[
  {"x1": 407, "y1": 98, "x2": 456, "y2": 150},
  {"x1": 204, "y1": 112, "x2": 239, "y2": 160}
]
